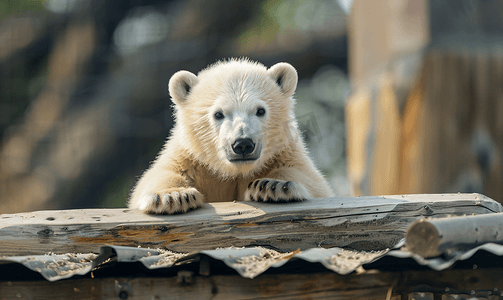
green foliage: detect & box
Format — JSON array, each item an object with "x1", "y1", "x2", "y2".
[
  {"x1": 236, "y1": 0, "x2": 280, "y2": 53},
  {"x1": 100, "y1": 175, "x2": 135, "y2": 208},
  {"x1": 0, "y1": 0, "x2": 47, "y2": 20}
]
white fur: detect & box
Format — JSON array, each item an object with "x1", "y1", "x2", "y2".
[{"x1": 128, "y1": 58, "x2": 333, "y2": 214}]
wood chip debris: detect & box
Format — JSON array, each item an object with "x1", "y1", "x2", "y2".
[
  {"x1": 149, "y1": 249, "x2": 189, "y2": 268},
  {"x1": 328, "y1": 249, "x2": 387, "y2": 274},
  {"x1": 231, "y1": 248, "x2": 300, "y2": 278}
]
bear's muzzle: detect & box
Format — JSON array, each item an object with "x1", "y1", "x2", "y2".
[{"x1": 226, "y1": 138, "x2": 261, "y2": 163}]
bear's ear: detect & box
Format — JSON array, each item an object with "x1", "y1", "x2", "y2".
[
  {"x1": 168, "y1": 70, "x2": 198, "y2": 106},
  {"x1": 267, "y1": 62, "x2": 298, "y2": 97}
]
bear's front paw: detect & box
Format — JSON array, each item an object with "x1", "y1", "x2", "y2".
[
  {"x1": 137, "y1": 187, "x2": 204, "y2": 214},
  {"x1": 244, "y1": 178, "x2": 310, "y2": 202}
]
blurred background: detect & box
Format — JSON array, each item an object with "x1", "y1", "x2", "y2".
[
  {"x1": 1, "y1": 0, "x2": 502, "y2": 214},
  {"x1": 0, "y1": 0, "x2": 350, "y2": 213}
]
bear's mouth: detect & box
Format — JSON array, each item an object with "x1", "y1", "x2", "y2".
[{"x1": 229, "y1": 157, "x2": 259, "y2": 163}]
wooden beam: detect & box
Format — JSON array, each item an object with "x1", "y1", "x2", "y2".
[
  {"x1": 1, "y1": 268, "x2": 502, "y2": 299},
  {"x1": 0, "y1": 194, "x2": 500, "y2": 257}
]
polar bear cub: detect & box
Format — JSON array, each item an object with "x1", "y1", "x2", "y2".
[{"x1": 128, "y1": 58, "x2": 333, "y2": 214}]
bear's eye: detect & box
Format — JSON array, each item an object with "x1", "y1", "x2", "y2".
[
  {"x1": 214, "y1": 111, "x2": 224, "y2": 120},
  {"x1": 256, "y1": 108, "x2": 266, "y2": 117}
]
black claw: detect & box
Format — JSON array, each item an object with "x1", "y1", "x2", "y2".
[
  {"x1": 191, "y1": 194, "x2": 196, "y2": 201},
  {"x1": 283, "y1": 181, "x2": 291, "y2": 192},
  {"x1": 250, "y1": 195, "x2": 254, "y2": 201},
  {"x1": 259, "y1": 180, "x2": 269, "y2": 191},
  {"x1": 271, "y1": 181, "x2": 279, "y2": 191},
  {"x1": 257, "y1": 196, "x2": 263, "y2": 202},
  {"x1": 183, "y1": 194, "x2": 189, "y2": 203},
  {"x1": 155, "y1": 194, "x2": 161, "y2": 206},
  {"x1": 253, "y1": 180, "x2": 259, "y2": 188},
  {"x1": 248, "y1": 181, "x2": 253, "y2": 189}
]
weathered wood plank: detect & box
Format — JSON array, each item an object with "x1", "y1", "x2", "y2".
[
  {"x1": 0, "y1": 272, "x2": 395, "y2": 300},
  {"x1": 0, "y1": 194, "x2": 500, "y2": 256},
  {"x1": 1, "y1": 268, "x2": 502, "y2": 300}
]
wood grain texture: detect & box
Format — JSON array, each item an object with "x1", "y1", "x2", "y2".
[
  {"x1": 0, "y1": 272, "x2": 395, "y2": 300},
  {"x1": 1, "y1": 268, "x2": 502, "y2": 300},
  {"x1": 0, "y1": 193, "x2": 500, "y2": 257}
]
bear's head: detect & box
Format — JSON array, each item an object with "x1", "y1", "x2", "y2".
[{"x1": 168, "y1": 59, "x2": 299, "y2": 179}]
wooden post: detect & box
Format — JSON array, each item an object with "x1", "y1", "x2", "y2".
[
  {"x1": 347, "y1": 0, "x2": 429, "y2": 196},
  {"x1": 346, "y1": 0, "x2": 503, "y2": 204}
]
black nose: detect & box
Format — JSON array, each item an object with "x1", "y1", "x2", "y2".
[{"x1": 232, "y1": 138, "x2": 255, "y2": 155}]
